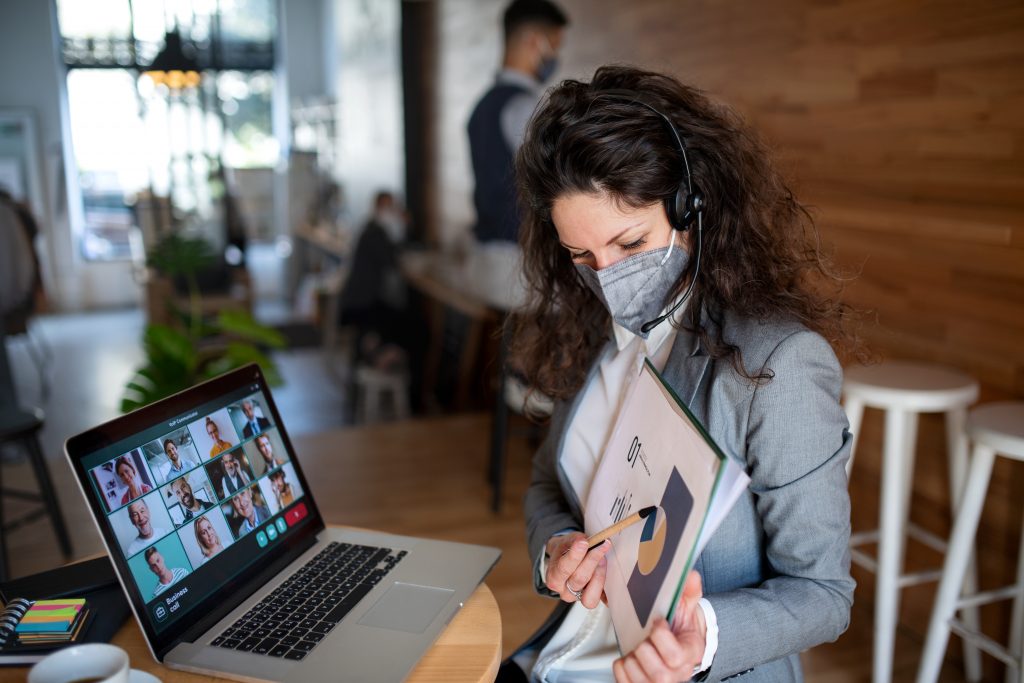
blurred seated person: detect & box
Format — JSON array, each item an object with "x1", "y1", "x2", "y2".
[
  {"x1": 338, "y1": 191, "x2": 423, "y2": 396},
  {"x1": 0, "y1": 189, "x2": 42, "y2": 337}
]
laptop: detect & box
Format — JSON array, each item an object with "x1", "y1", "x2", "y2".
[{"x1": 65, "y1": 364, "x2": 500, "y2": 682}]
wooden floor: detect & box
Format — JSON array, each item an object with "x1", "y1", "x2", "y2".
[{"x1": 0, "y1": 310, "x2": 999, "y2": 680}]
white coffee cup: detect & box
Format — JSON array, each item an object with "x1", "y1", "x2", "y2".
[{"x1": 28, "y1": 643, "x2": 130, "y2": 683}]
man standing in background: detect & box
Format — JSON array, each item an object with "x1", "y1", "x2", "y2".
[{"x1": 466, "y1": 0, "x2": 568, "y2": 309}]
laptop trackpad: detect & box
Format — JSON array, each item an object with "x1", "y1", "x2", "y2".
[{"x1": 357, "y1": 582, "x2": 455, "y2": 634}]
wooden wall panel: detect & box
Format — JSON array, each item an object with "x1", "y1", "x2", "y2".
[
  {"x1": 428, "y1": 0, "x2": 1024, "y2": 398},
  {"x1": 423, "y1": 0, "x2": 1024, "y2": 676}
]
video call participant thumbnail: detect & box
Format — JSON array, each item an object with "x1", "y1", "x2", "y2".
[
  {"x1": 170, "y1": 476, "x2": 215, "y2": 523},
  {"x1": 244, "y1": 430, "x2": 288, "y2": 478},
  {"x1": 177, "y1": 510, "x2": 234, "y2": 569},
  {"x1": 124, "y1": 497, "x2": 171, "y2": 556},
  {"x1": 226, "y1": 485, "x2": 272, "y2": 540},
  {"x1": 145, "y1": 546, "x2": 189, "y2": 598},
  {"x1": 209, "y1": 450, "x2": 254, "y2": 499},
  {"x1": 239, "y1": 398, "x2": 271, "y2": 439},
  {"x1": 189, "y1": 408, "x2": 239, "y2": 459},
  {"x1": 158, "y1": 437, "x2": 199, "y2": 483},
  {"x1": 115, "y1": 453, "x2": 153, "y2": 506},
  {"x1": 266, "y1": 471, "x2": 294, "y2": 507},
  {"x1": 193, "y1": 515, "x2": 226, "y2": 565},
  {"x1": 127, "y1": 533, "x2": 193, "y2": 601},
  {"x1": 206, "y1": 417, "x2": 234, "y2": 457}
]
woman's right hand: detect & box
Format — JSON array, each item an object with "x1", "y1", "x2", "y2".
[{"x1": 544, "y1": 533, "x2": 612, "y2": 609}]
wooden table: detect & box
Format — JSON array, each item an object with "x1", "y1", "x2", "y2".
[
  {"x1": 399, "y1": 251, "x2": 521, "y2": 511},
  {"x1": 4, "y1": 558, "x2": 499, "y2": 683},
  {"x1": 400, "y1": 250, "x2": 498, "y2": 413},
  {"x1": 92, "y1": 583, "x2": 499, "y2": 683}
]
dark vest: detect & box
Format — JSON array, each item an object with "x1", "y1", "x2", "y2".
[{"x1": 467, "y1": 81, "x2": 531, "y2": 243}]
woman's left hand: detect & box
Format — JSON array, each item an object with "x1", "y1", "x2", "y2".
[{"x1": 612, "y1": 571, "x2": 707, "y2": 683}]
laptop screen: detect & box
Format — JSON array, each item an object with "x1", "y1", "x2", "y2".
[{"x1": 71, "y1": 369, "x2": 322, "y2": 648}]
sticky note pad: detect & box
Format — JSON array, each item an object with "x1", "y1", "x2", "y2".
[{"x1": 15, "y1": 600, "x2": 86, "y2": 633}]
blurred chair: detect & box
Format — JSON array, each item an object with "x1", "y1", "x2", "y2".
[
  {"x1": 2, "y1": 309, "x2": 52, "y2": 403},
  {"x1": 843, "y1": 360, "x2": 982, "y2": 683},
  {"x1": 318, "y1": 263, "x2": 354, "y2": 376},
  {"x1": 917, "y1": 402, "x2": 1024, "y2": 683},
  {"x1": 0, "y1": 407, "x2": 73, "y2": 582},
  {"x1": 488, "y1": 324, "x2": 552, "y2": 512}
]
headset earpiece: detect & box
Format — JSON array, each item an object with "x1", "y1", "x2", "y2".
[
  {"x1": 664, "y1": 187, "x2": 685, "y2": 232},
  {"x1": 679, "y1": 190, "x2": 704, "y2": 231},
  {"x1": 667, "y1": 187, "x2": 704, "y2": 232}
]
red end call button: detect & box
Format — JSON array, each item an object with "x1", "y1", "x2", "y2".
[{"x1": 285, "y1": 502, "x2": 308, "y2": 527}]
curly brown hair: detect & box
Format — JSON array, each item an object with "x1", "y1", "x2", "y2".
[{"x1": 509, "y1": 65, "x2": 861, "y2": 403}]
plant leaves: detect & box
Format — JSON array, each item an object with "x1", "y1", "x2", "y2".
[
  {"x1": 121, "y1": 299, "x2": 288, "y2": 413},
  {"x1": 147, "y1": 234, "x2": 216, "y2": 278},
  {"x1": 216, "y1": 309, "x2": 287, "y2": 348}
]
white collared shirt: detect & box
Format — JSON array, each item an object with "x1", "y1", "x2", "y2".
[
  {"x1": 495, "y1": 68, "x2": 542, "y2": 152},
  {"x1": 523, "y1": 301, "x2": 719, "y2": 681}
]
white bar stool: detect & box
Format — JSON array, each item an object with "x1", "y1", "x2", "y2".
[
  {"x1": 917, "y1": 402, "x2": 1024, "y2": 683},
  {"x1": 353, "y1": 365, "x2": 411, "y2": 424},
  {"x1": 843, "y1": 361, "x2": 981, "y2": 683}
]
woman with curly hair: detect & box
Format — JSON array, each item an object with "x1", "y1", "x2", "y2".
[{"x1": 504, "y1": 65, "x2": 859, "y2": 683}]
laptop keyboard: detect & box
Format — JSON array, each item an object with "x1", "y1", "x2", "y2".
[{"x1": 211, "y1": 541, "x2": 405, "y2": 661}]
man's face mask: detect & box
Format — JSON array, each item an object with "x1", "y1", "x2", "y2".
[
  {"x1": 536, "y1": 34, "x2": 559, "y2": 83},
  {"x1": 574, "y1": 233, "x2": 688, "y2": 338}
]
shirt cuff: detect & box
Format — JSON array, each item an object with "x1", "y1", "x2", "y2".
[
  {"x1": 693, "y1": 598, "x2": 719, "y2": 674},
  {"x1": 536, "y1": 529, "x2": 578, "y2": 593}
]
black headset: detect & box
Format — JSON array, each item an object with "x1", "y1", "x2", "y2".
[{"x1": 591, "y1": 89, "x2": 706, "y2": 333}]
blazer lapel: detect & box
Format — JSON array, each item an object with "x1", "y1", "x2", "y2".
[{"x1": 662, "y1": 324, "x2": 711, "y2": 418}]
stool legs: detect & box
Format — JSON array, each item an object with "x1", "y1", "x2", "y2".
[
  {"x1": 489, "y1": 327, "x2": 510, "y2": 512},
  {"x1": 25, "y1": 435, "x2": 72, "y2": 559},
  {"x1": 393, "y1": 384, "x2": 410, "y2": 421},
  {"x1": 0, "y1": 455, "x2": 7, "y2": 582},
  {"x1": 946, "y1": 408, "x2": 983, "y2": 681},
  {"x1": 1008, "y1": 516, "x2": 1024, "y2": 683},
  {"x1": 917, "y1": 443, "x2": 996, "y2": 683},
  {"x1": 844, "y1": 396, "x2": 865, "y2": 479},
  {"x1": 876, "y1": 408, "x2": 916, "y2": 683}
]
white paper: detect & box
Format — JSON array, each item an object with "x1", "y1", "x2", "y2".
[{"x1": 583, "y1": 361, "x2": 750, "y2": 653}]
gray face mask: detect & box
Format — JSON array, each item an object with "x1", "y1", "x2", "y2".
[{"x1": 574, "y1": 235, "x2": 689, "y2": 339}]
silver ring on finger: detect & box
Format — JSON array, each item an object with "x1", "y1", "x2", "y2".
[{"x1": 568, "y1": 584, "x2": 584, "y2": 602}]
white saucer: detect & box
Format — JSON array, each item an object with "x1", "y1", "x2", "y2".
[{"x1": 130, "y1": 669, "x2": 163, "y2": 683}]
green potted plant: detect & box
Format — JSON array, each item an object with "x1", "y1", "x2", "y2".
[{"x1": 121, "y1": 232, "x2": 285, "y2": 412}]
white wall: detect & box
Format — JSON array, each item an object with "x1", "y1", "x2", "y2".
[
  {"x1": 333, "y1": 0, "x2": 404, "y2": 228},
  {"x1": 282, "y1": 0, "x2": 336, "y2": 106}
]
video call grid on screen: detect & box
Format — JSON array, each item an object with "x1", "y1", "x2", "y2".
[{"x1": 81, "y1": 388, "x2": 308, "y2": 631}]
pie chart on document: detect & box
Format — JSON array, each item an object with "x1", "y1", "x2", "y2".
[{"x1": 635, "y1": 505, "x2": 667, "y2": 575}]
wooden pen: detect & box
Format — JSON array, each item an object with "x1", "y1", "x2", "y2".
[{"x1": 587, "y1": 505, "x2": 657, "y2": 551}]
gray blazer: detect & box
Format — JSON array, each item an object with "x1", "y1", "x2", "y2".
[{"x1": 523, "y1": 311, "x2": 854, "y2": 682}]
